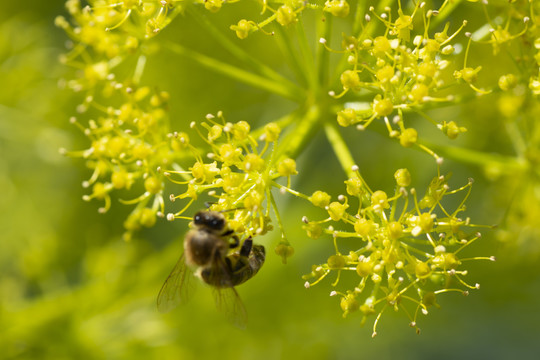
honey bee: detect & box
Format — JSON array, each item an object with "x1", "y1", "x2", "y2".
[{"x1": 157, "y1": 210, "x2": 266, "y2": 327}]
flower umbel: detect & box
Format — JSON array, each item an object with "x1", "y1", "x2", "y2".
[
  {"x1": 54, "y1": 0, "x2": 529, "y2": 336},
  {"x1": 301, "y1": 169, "x2": 493, "y2": 336},
  {"x1": 165, "y1": 113, "x2": 296, "y2": 256}
]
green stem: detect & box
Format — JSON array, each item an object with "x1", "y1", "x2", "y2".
[
  {"x1": 352, "y1": 0, "x2": 368, "y2": 36},
  {"x1": 186, "y1": 5, "x2": 298, "y2": 90},
  {"x1": 295, "y1": 17, "x2": 318, "y2": 95},
  {"x1": 165, "y1": 41, "x2": 304, "y2": 102},
  {"x1": 267, "y1": 189, "x2": 288, "y2": 242},
  {"x1": 274, "y1": 25, "x2": 309, "y2": 87},
  {"x1": 250, "y1": 110, "x2": 299, "y2": 140},
  {"x1": 323, "y1": 121, "x2": 357, "y2": 179},
  {"x1": 505, "y1": 122, "x2": 527, "y2": 158},
  {"x1": 132, "y1": 55, "x2": 146, "y2": 85},
  {"x1": 278, "y1": 105, "x2": 323, "y2": 160},
  {"x1": 271, "y1": 181, "x2": 311, "y2": 201},
  {"x1": 432, "y1": 0, "x2": 466, "y2": 29},
  {"x1": 423, "y1": 140, "x2": 527, "y2": 172},
  {"x1": 370, "y1": 0, "x2": 396, "y2": 36},
  {"x1": 316, "y1": 13, "x2": 332, "y2": 88}
]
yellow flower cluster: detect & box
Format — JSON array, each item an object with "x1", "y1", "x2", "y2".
[
  {"x1": 56, "y1": 0, "x2": 186, "y2": 240},
  {"x1": 487, "y1": 1, "x2": 540, "y2": 257},
  {"x1": 301, "y1": 167, "x2": 494, "y2": 336},
  {"x1": 60, "y1": 81, "x2": 175, "y2": 240},
  {"x1": 329, "y1": 2, "x2": 472, "y2": 149},
  {"x1": 228, "y1": 1, "x2": 351, "y2": 39},
  {"x1": 55, "y1": 0, "x2": 515, "y2": 333},
  {"x1": 164, "y1": 113, "x2": 297, "y2": 260},
  {"x1": 54, "y1": 0, "x2": 184, "y2": 99},
  {"x1": 56, "y1": 0, "x2": 182, "y2": 43}
]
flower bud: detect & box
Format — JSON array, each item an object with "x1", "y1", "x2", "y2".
[
  {"x1": 356, "y1": 261, "x2": 373, "y2": 277},
  {"x1": 394, "y1": 168, "x2": 411, "y2": 187},
  {"x1": 370, "y1": 190, "x2": 389, "y2": 210},
  {"x1": 232, "y1": 121, "x2": 250, "y2": 140},
  {"x1": 204, "y1": 0, "x2": 222, "y2": 12},
  {"x1": 388, "y1": 221, "x2": 403, "y2": 240},
  {"x1": 264, "y1": 122, "x2": 281, "y2": 142},
  {"x1": 324, "y1": 0, "x2": 350, "y2": 17},
  {"x1": 231, "y1": 20, "x2": 253, "y2": 39},
  {"x1": 418, "y1": 212, "x2": 434, "y2": 232},
  {"x1": 303, "y1": 222, "x2": 323, "y2": 239},
  {"x1": 373, "y1": 36, "x2": 391, "y2": 55},
  {"x1": 310, "y1": 191, "x2": 331, "y2": 208},
  {"x1": 376, "y1": 65, "x2": 394, "y2": 83},
  {"x1": 373, "y1": 98, "x2": 393, "y2": 117},
  {"x1": 399, "y1": 128, "x2": 418, "y2": 147},
  {"x1": 341, "y1": 70, "x2": 361, "y2": 90},
  {"x1": 354, "y1": 218, "x2": 375, "y2": 237},
  {"x1": 328, "y1": 255, "x2": 346, "y2": 269},
  {"x1": 345, "y1": 177, "x2": 363, "y2": 196},
  {"x1": 276, "y1": 5, "x2": 297, "y2": 26},
  {"x1": 410, "y1": 83, "x2": 429, "y2": 103},
  {"x1": 139, "y1": 208, "x2": 157, "y2": 227},
  {"x1": 144, "y1": 176, "x2": 162, "y2": 194},
  {"x1": 415, "y1": 261, "x2": 431, "y2": 279},
  {"x1": 277, "y1": 158, "x2": 298, "y2": 176},
  {"x1": 498, "y1": 74, "x2": 517, "y2": 91},
  {"x1": 275, "y1": 243, "x2": 295, "y2": 264},
  {"x1": 337, "y1": 108, "x2": 357, "y2": 127},
  {"x1": 328, "y1": 201, "x2": 349, "y2": 221},
  {"x1": 243, "y1": 154, "x2": 265, "y2": 172},
  {"x1": 340, "y1": 294, "x2": 359, "y2": 317}
]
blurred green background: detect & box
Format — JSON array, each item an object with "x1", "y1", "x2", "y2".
[{"x1": 1, "y1": 1, "x2": 540, "y2": 359}]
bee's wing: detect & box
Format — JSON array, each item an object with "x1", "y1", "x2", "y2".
[
  {"x1": 157, "y1": 254, "x2": 195, "y2": 313},
  {"x1": 212, "y1": 286, "x2": 248, "y2": 329},
  {"x1": 208, "y1": 256, "x2": 248, "y2": 328}
]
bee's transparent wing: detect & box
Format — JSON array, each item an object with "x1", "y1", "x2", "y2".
[
  {"x1": 212, "y1": 286, "x2": 248, "y2": 329},
  {"x1": 157, "y1": 254, "x2": 195, "y2": 313},
  {"x1": 208, "y1": 256, "x2": 248, "y2": 328}
]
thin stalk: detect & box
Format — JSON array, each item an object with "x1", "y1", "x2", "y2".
[
  {"x1": 505, "y1": 121, "x2": 527, "y2": 158},
  {"x1": 132, "y1": 55, "x2": 147, "y2": 85},
  {"x1": 274, "y1": 25, "x2": 310, "y2": 87},
  {"x1": 186, "y1": 5, "x2": 298, "y2": 91},
  {"x1": 323, "y1": 121, "x2": 357, "y2": 179},
  {"x1": 369, "y1": 0, "x2": 396, "y2": 36},
  {"x1": 324, "y1": 122, "x2": 371, "y2": 209},
  {"x1": 331, "y1": 0, "x2": 397, "y2": 83},
  {"x1": 424, "y1": 140, "x2": 527, "y2": 172},
  {"x1": 250, "y1": 110, "x2": 302, "y2": 140},
  {"x1": 352, "y1": 0, "x2": 368, "y2": 36},
  {"x1": 277, "y1": 105, "x2": 323, "y2": 160},
  {"x1": 268, "y1": 189, "x2": 288, "y2": 243},
  {"x1": 316, "y1": 13, "x2": 332, "y2": 88},
  {"x1": 165, "y1": 41, "x2": 304, "y2": 102},
  {"x1": 295, "y1": 17, "x2": 318, "y2": 94},
  {"x1": 432, "y1": 0, "x2": 466, "y2": 29}
]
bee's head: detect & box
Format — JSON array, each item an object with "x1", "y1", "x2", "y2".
[{"x1": 193, "y1": 211, "x2": 226, "y2": 232}]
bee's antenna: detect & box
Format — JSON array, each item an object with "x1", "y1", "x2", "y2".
[
  {"x1": 204, "y1": 201, "x2": 216, "y2": 209},
  {"x1": 219, "y1": 207, "x2": 245, "y2": 214},
  {"x1": 203, "y1": 204, "x2": 246, "y2": 214}
]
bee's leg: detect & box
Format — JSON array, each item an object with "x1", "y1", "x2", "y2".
[
  {"x1": 222, "y1": 229, "x2": 234, "y2": 236},
  {"x1": 229, "y1": 235, "x2": 240, "y2": 249},
  {"x1": 239, "y1": 236, "x2": 253, "y2": 257}
]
